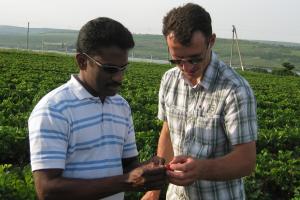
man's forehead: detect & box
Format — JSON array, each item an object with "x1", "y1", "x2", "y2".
[
  {"x1": 94, "y1": 46, "x2": 128, "y2": 57},
  {"x1": 167, "y1": 31, "x2": 207, "y2": 45}
]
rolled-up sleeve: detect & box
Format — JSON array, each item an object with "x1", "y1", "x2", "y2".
[{"x1": 224, "y1": 85, "x2": 258, "y2": 145}]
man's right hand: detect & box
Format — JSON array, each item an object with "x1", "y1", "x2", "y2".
[
  {"x1": 125, "y1": 157, "x2": 167, "y2": 191},
  {"x1": 141, "y1": 190, "x2": 161, "y2": 200}
]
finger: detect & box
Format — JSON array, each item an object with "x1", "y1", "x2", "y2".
[
  {"x1": 167, "y1": 171, "x2": 194, "y2": 186},
  {"x1": 169, "y1": 155, "x2": 188, "y2": 164},
  {"x1": 166, "y1": 170, "x2": 185, "y2": 180},
  {"x1": 168, "y1": 162, "x2": 189, "y2": 172},
  {"x1": 166, "y1": 169, "x2": 197, "y2": 187}
]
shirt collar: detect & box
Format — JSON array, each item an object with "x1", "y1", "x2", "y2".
[
  {"x1": 68, "y1": 75, "x2": 99, "y2": 100},
  {"x1": 200, "y1": 51, "x2": 219, "y2": 90}
]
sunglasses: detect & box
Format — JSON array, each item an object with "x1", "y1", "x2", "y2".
[
  {"x1": 168, "y1": 41, "x2": 211, "y2": 66},
  {"x1": 83, "y1": 53, "x2": 128, "y2": 74},
  {"x1": 169, "y1": 57, "x2": 205, "y2": 65}
]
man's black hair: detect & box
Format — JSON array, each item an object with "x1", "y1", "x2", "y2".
[
  {"x1": 76, "y1": 17, "x2": 135, "y2": 55},
  {"x1": 162, "y1": 3, "x2": 212, "y2": 46}
]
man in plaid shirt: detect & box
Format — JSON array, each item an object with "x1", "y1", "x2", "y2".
[{"x1": 142, "y1": 3, "x2": 257, "y2": 200}]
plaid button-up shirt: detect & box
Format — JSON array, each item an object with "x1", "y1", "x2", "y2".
[{"x1": 158, "y1": 52, "x2": 257, "y2": 200}]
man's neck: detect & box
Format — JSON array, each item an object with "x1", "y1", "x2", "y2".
[{"x1": 74, "y1": 75, "x2": 106, "y2": 103}]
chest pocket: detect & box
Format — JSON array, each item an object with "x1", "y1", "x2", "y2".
[
  {"x1": 184, "y1": 111, "x2": 225, "y2": 158},
  {"x1": 165, "y1": 105, "x2": 187, "y2": 131}
]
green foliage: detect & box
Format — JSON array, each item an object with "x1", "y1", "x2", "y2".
[
  {"x1": 0, "y1": 126, "x2": 29, "y2": 165},
  {"x1": 272, "y1": 68, "x2": 297, "y2": 76},
  {"x1": 247, "y1": 67, "x2": 269, "y2": 74},
  {"x1": 245, "y1": 150, "x2": 300, "y2": 200},
  {"x1": 0, "y1": 164, "x2": 35, "y2": 200},
  {"x1": 0, "y1": 50, "x2": 299, "y2": 199}
]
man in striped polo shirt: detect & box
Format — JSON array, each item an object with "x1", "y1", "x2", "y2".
[
  {"x1": 29, "y1": 17, "x2": 166, "y2": 200},
  {"x1": 142, "y1": 3, "x2": 257, "y2": 200}
]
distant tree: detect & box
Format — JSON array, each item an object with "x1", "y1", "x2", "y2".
[{"x1": 282, "y1": 62, "x2": 295, "y2": 71}]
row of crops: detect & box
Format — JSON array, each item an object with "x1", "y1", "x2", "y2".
[{"x1": 0, "y1": 49, "x2": 299, "y2": 199}]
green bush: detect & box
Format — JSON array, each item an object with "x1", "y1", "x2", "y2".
[
  {"x1": 1, "y1": 50, "x2": 300, "y2": 199},
  {"x1": 245, "y1": 150, "x2": 300, "y2": 199},
  {"x1": 257, "y1": 128, "x2": 300, "y2": 155},
  {"x1": 271, "y1": 69, "x2": 297, "y2": 76},
  {"x1": 0, "y1": 164, "x2": 35, "y2": 200},
  {"x1": 0, "y1": 126, "x2": 29, "y2": 165}
]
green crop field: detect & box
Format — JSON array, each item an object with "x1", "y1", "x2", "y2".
[{"x1": 0, "y1": 49, "x2": 299, "y2": 199}]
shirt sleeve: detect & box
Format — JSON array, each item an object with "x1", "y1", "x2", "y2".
[
  {"x1": 158, "y1": 73, "x2": 167, "y2": 121},
  {"x1": 28, "y1": 105, "x2": 69, "y2": 171},
  {"x1": 122, "y1": 107, "x2": 138, "y2": 158},
  {"x1": 224, "y1": 85, "x2": 258, "y2": 145}
]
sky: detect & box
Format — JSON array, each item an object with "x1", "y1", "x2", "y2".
[{"x1": 1, "y1": 0, "x2": 300, "y2": 44}]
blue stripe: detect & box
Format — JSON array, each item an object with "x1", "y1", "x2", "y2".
[
  {"x1": 102, "y1": 113, "x2": 128, "y2": 121},
  {"x1": 102, "y1": 118, "x2": 129, "y2": 127},
  {"x1": 56, "y1": 101, "x2": 94, "y2": 112},
  {"x1": 72, "y1": 113, "x2": 128, "y2": 128},
  {"x1": 31, "y1": 155, "x2": 66, "y2": 161},
  {"x1": 31, "y1": 129, "x2": 67, "y2": 138},
  {"x1": 123, "y1": 147, "x2": 137, "y2": 152},
  {"x1": 54, "y1": 98, "x2": 80, "y2": 105},
  {"x1": 72, "y1": 118, "x2": 102, "y2": 132},
  {"x1": 65, "y1": 164, "x2": 122, "y2": 171},
  {"x1": 30, "y1": 135, "x2": 68, "y2": 142},
  {"x1": 32, "y1": 151, "x2": 66, "y2": 156},
  {"x1": 110, "y1": 102, "x2": 126, "y2": 106},
  {"x1": 124, "y1": 142, "x2": 136, "y2": 147},
  {"x1": 128, "y1": 127, "x2": 134, "y2": 135},
  {"x1": 68, "y1": 141, "x2": 123, "y2": 154},
  {"x1": 68, "y1": 135, "x2": 123, "y2": 150},
  {"x1": 30, "y1": 113, "x2": 68, "y2": 123},
  {"x1": 31, "y1": 106, "x2": 64, "y2": 118},
  {"x1": 30, "y1": 129, "x2": 68, "y2": 141},
  {"x1": 72, "y1": 118, "x2": 129, "y2": 133},
  {"x1": 72, "y1": 115, "x2": 101, "y2": 125},
  {"x1": 66, "y1": 158, "x2": 120, "y2": 166}
]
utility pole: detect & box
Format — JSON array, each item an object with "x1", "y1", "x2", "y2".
[
  {"x1": 230, "y1": 25, "x2": 244, "y2": 71},
  {"x1": 26, "y1": 22, "x2": 30, "y2": 50}
]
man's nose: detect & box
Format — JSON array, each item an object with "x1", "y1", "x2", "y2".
[{"x1": 181, "y1": 61, "x2": 194, "y2": 72}]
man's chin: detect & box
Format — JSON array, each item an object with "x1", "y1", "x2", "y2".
[{"x1": 184, "y1": 72, "x2": 200, "y2": 80}]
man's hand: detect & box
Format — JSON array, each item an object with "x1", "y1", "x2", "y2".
[
  {"x1": 166, "y1": 155, "x2": 200, "y2": 186},
  {"x1": 141, "y1": 190, "x2": 161, "y2": 200},
  {"x1": 125, "y1": 156, "x2": 167, "y2": 191}
]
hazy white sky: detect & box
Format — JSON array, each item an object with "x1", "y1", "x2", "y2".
[{"x1": 1, "y1": 0, "x2": 300, "y2": 43}]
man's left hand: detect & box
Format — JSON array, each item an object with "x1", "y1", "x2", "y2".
[{"x1": 166, "y1": 155, "x2": 200, "y2": 186}]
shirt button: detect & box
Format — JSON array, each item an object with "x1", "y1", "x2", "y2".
[{"x1": 179, "y1": 194, "x2": 186, "y2": 200}]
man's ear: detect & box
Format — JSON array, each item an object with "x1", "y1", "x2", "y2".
[
  {"x1": 75, "y1": 53, "x2": 87, "y2": 69},
  {"x1": 208, "y1": 33, "x2": 216, "y2": 49}
]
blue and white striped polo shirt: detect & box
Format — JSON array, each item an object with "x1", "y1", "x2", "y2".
[{"x1": 29, "y1": 75, "x2": 138, "y2": 200}]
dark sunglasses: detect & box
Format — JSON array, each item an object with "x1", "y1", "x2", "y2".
[
  {"x1": 169, "y1": 57, "x2": 205, "y2": 65},
  {"x1": 83, "y1": 53, "x2": 128, "y2": 73}
]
